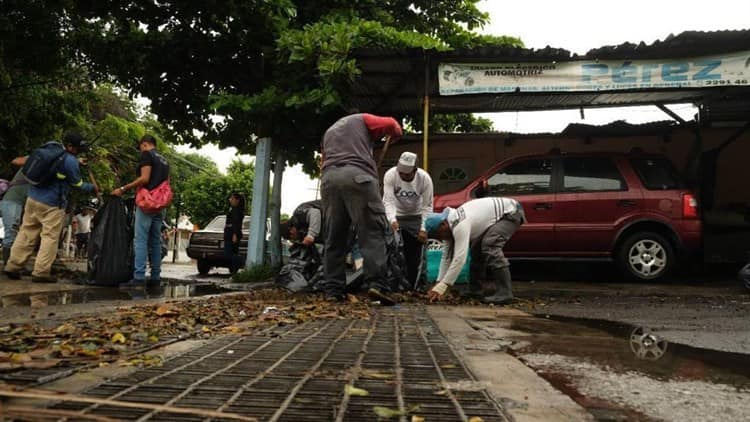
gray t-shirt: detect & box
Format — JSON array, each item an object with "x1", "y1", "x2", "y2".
[{"x1": 321, "y1": 114, "x2": 378, "y2": 177}]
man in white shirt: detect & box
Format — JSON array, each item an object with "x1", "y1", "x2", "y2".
[
  {"x1": 74, "y1": 207, "x2": 94, "y2": 258},
  {"x1": 424, "y1": 197, "x2": 526, "y2": 304},
  {"x1": 382, "y1": 152, "x2": 433, "y2": 288}
]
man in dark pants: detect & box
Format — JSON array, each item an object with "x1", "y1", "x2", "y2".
[
  {"x1": 320, "y1": 113, "x2": 403, "y2": 304},
  {"x1": 383, "y1": 152, "x2": 433, "y2": 289},
  {"x1": 424, "y1": 197, "x2": 526, "y2": 304}
]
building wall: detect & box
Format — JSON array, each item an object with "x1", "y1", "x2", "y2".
[{"x1": 380, "y1": 128, "x2": 750, "y2": 210}]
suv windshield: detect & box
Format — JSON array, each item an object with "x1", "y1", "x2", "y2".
[{"x1": 630, "y1": 158, "x2": 684, "y2": 190}]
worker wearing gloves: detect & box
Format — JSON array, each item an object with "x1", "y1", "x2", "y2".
[
  {"x1": 382, "y1": 151, "x2": 433, "y2": 288},
  {"x1": 320, "y1": 113, "x2": 403, "y2": 305},
  {"x1": 424, "y1": 197, "x2": 525, "y2": 304}
]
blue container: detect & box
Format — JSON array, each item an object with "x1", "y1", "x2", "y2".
[{"x1": 425, "y1": 247, "x2": 470, "y2": 285}]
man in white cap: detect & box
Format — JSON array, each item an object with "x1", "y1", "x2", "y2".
[
  {"x1": 382, "y1": 151, "x2": 433, "y2": 288},
  {"x1": 424, "y1": 197, "x2": 525, "y2": 304}
]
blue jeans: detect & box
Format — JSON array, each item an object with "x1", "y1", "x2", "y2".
[
  {"x1": 0, "y1": 200, "x2": 23, "y2": 248},
  {"x1": 134, "y1": 207, "x2": 164, "y2": 281}
]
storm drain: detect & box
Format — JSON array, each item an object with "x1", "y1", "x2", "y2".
[{"x1": 51, "y1": 306, "x2": 508, "y2": 421}]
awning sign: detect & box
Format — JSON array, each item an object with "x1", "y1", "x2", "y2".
[{"x1": 438, "y1": 50, "x2": 750, "y2": 95}]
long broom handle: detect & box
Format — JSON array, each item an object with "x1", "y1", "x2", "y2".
[
  {"x1": 87, "y1": 168, "x2": 103, "y2": 204},
  {"x1": 376, "y1": 135, "x2": 392, "y2": 170}
]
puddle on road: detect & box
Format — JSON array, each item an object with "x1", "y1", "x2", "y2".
[
  {"x1": 483, "y1": 314, "x2": 750, "y2": 421},
  {"x1": 0, "y1": 283, "x2": 230, "y2": 308},
  {"x1": 504, "y1": 315, "x2": 750, "y2": 389}
]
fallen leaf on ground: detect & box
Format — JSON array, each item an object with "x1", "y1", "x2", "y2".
[
  {"x1": 411, "y1": 416, "x2": 425, "y2": 422},
  {"x1": 373, "y1": 405, "x2": 421, "y2": 419},
  {"x1": 347, "y1": 294, "x2": 359, "y2": 303},
  {"x1": 468, "y1": 417, "x2": 484, "y2": 422},
  {"x1": 361, "y1": 369, "x2": 394, "y2": 379},
  {"x1": 111, "y1": 333, "x2": 126, "y2": 344},
  {"x1": 155, "y1": 304, "x2": 178, "y2": 316},
  {"x1": 55, "y1": 323, "x2": 76, "y2": 335},
  {"x1": 10, "y1": 353, "x2": 31, "y2": 363},
  {"x1": 345, "y1": 385, "x2": 369, "y2": 396},
  {"x1": 373, "y1": 406, "x2": 405, "y2": 418}
]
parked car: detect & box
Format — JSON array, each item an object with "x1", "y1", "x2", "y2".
[
  {"x1": 186, "y1": 215, "x2": 250, "y2": 275},
  {"x1": 433, "y1": 151, "x2": 701, "y2": 281}
]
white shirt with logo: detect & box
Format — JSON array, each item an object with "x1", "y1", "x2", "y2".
[
  {"x1": 382, "y1": 167, "x2": 434, "y2": 230},
  {"x1": 437, "y1": 197, "x2": 520, "y2": 287}
]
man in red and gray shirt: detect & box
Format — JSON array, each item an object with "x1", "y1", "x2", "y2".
[{"x1": 320, "y1": 113, "x2": 403, "y2": 304}]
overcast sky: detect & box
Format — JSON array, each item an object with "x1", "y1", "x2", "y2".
[{"x1": 178, "y1": 0, "x2": 750, "y2": 216}]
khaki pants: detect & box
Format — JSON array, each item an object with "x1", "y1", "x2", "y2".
[{"x1": 5, "y1": 197, "x2": 65, "y2": 278}]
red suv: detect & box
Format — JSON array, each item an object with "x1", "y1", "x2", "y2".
[{"x1": 434, "y1": 152, "x2": 701, "y2": 281}]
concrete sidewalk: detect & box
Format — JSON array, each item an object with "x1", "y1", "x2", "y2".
[{"x1": 429, "y1": 306, "x2": 594, "y2": 422}]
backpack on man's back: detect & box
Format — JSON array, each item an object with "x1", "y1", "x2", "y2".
[{"x1": 21, "y1": 142, "x2": 67, "y2": 186}]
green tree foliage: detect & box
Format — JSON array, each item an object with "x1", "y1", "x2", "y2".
[
  {"x1": 0, "y1": 1, "x2": 91, "y2": 167},
  {"x1": 405, "y1": 113, "x2": 495, "y2": 133},
  {"x1": 66, "y1": 0, "x2": 522, "y2": 174},
  {"x1": 181, "y1": 159, "x2": 255, "y2": 227}
]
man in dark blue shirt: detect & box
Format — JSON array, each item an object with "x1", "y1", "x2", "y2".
[{"x1": 4, "y1": 133, "x2": 96, "y2": 283}]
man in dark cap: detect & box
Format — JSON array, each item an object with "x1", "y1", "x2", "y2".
[
  {"x1": 4, "y1": 132, "x2": 97, "y2": 283},
  {"x1": 111, "y1": 134, "x2": 170, "y2": 288},
  {"x1": 320, "y1": 113, "x2": 403, "y2": 304}
]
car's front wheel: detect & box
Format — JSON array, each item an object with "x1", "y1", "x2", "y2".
[
  {"x1": 617, "y1": 232, "x2": 674, "y2": 281},
  {"x1": 197, "y1": 259, "x2": 211, "y2": 275}
]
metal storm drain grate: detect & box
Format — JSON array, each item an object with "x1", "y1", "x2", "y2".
[{"x1": 51, "y1": 306, "x2": 508, "y2": 421}]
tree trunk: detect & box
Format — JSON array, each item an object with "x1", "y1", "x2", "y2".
[{"x1": 269, "y1": 150, "x2": 284, "y2": 268}]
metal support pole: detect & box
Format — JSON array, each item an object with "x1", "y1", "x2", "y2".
[
  {"x1": 246, "y1": 137, "x2": 272, "y2": 268},
  {"x1": 172, "y1": 193, "x2": 180, "y2": 263},
  {"x1": 270, "y1": 151, "x2": 284, "y2": 268},
  {"x1": 423, "y1": 54, "x2": 430, "y2": 171}
]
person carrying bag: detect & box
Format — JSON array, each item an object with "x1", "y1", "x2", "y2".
[{"x1": 111, "y1": 134, "x2": 171, "y2": 288}]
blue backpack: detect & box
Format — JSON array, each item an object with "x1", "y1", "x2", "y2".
[{"x1": 21, "y1": 142, "x2": 67, "y2": 186}]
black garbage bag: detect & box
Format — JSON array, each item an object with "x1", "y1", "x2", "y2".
[
  {"x1": 277, "y1": 243, "x2": 324, "y2": 293},
  {"x1": 87, "y1": 196, "x2": 133, "y2": 285},
  {"x1": 384, "y1": 229, "x2": 410, "y2": 292},
  {"x1": 738, "y1": 263, "x2": 750, "y2": 291}
]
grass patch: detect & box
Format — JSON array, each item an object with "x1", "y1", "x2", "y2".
[{"x1": 232, "y1": 264, "x2": 276, "y2": 283}]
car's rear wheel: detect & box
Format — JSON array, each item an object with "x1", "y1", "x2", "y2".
[
  {"x1": 617, "y1": 231, "x2": 674, "y2": 281},
  {"x1": 197, "y1": 259, "x2": 211, "y2": 275}
]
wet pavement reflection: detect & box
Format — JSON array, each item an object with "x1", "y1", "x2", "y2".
[
  {"x1": 505, "y1": 315, "x2": 750, "y2": 388},
  {"x1": 0, "y1": 283, "x2": 230, "y2": 308}
]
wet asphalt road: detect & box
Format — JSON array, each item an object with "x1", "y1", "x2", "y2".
[{"x1": 508, "y1": 262, "x2": 750, "y2": 354}]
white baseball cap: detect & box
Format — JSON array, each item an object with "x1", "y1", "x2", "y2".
[{"x1": 397, "y1": 152, "x2": 418, "y2": 173}]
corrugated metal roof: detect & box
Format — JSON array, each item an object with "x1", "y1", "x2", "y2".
[
  {"x1": 349, "y1": 30, "x2": 750, "y2": 116},
  {"x1": 389, "y1": 120, "x2": 685, "y2": 146}
]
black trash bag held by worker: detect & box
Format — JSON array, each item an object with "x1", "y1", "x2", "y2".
[
  {"x1": 87, "y1": 196, "x2": 133, "y2": 285},
  {"x1": 384, "y1": 228, "x2": 410, "y2": 292},
  {"x1": 277, "y1": 243, "x2": 324, "y2": 293}
]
